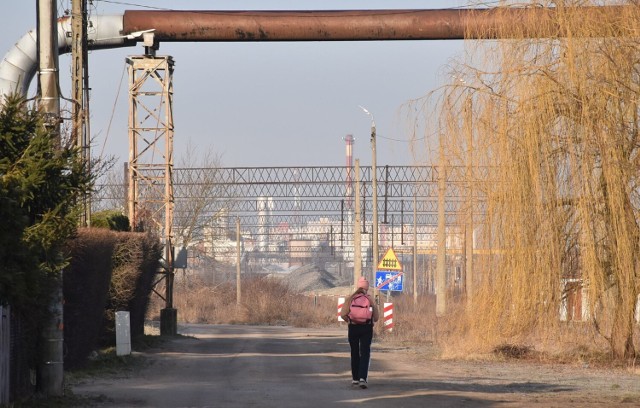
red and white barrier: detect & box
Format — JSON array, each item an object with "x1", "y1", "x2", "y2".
[
  {"x1": 383, "y1": 302, "x2": 394, "y2": 332},
  {"x1": 337, "y1": 297, "x2": 345, "y2": 322}
]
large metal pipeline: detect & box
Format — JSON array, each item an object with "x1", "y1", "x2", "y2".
[
  {"x1": 122, "y1": 6, "x2": 632, "y2": 42},
  {"x1": 0, "y1": 6, "x2": 635, "y2": 102}
]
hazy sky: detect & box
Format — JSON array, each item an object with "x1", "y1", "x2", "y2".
[{"x1": 1, "y1": 1, "x2": 474, "y2": 168}]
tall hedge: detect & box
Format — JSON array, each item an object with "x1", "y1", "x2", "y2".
[
  {"x1": 64, "y1": 228, "x2": 161, "y2": 369},
  {"x1": 63, "y1": 229, "x2": 117, "y2": 369}
]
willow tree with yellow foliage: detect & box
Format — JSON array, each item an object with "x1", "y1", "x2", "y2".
[{"x1": 428, "y1": 1, "x2": 640, "y2": 360}]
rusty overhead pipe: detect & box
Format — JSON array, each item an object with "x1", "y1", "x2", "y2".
[
  {"x1": 1, "y1": 6, "x2": 634, "y2": 102},
  {"x1": 122, "y1": 6, "x2": 633, "y2": 43}
]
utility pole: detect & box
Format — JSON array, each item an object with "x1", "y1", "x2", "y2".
[
  {"x1": 436, "y1": 135, "x2": 447, "y2": 317},
  {"x1": 38, "y1": 0, "x2": 60, "y2": 130},
  {"x1": 71, "y1": 0, "x2": 90, "y2": 226},
  {"x1": 37, "y1": 0, "x2": 64, "y2": 396},
  {"x1": 359, "y1": 106, "x2": 378, "y2": 295},
  {"x1": 464, "y1": 96, "x2": 474, "y2": 306},
  {"x1": 236, "y1": 217, "x2": 241, "y2": 305},
  {"x1": 370, "y1": 120, "x2": 378, "y2": 291},
  {"x1": 353, "y1": 160, "x2": 362, "y2": 288},
  {"x1": 413, "y1": 192, "x2": 418, "y2": 304}
]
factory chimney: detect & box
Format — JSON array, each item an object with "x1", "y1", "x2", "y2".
[{"x1": 343, "y1": 134, "x2": 355, "y2": 210}]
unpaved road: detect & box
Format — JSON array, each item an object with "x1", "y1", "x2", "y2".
[{"x1": 72, "y1": 324, "x2": 640, "y2": 407}]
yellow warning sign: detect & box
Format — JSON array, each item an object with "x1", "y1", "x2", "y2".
[{"x1": 377, "y1": 248, "x2": 402, "y2": 271}]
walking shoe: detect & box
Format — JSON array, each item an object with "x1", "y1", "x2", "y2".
[
  {"x1": 351, "y1": 380, "x2": 359, "y2": 386},
  {"x1": 359, "y1": 379, "x2": 368, "y2": 389}
]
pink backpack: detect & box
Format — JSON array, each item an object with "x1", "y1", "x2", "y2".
[{"x1": 348, "y1": 293, "x2": 373, "y2": 324}]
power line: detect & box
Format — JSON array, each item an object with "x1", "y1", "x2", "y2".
[
  {"x1": 94, "y1": 0, "x2": 171, "y2": 10},
  {"x1": 100, "y1": 64, "x2": 127, "y2": 160},
  {"x1": 94, "y1": 0, "x2": 507, "y2": 12},
  {"x1": 378, "y1": 134, "x2": 426, "y2": 143}
]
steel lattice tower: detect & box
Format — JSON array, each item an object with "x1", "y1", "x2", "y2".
[{"x1": 126, "y1": 53, "x2": 176, "y2": 334}]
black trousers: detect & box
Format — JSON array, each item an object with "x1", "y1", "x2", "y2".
[{"x1": 348, "y1": 323, "x2": 373, "y2": 381}]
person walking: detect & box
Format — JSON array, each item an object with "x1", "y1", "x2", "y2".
[{"x1": 340, "y1": 276, "x2": 379, "y2": 389}]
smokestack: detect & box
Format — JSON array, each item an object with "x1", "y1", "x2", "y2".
[{"x1": 343, "y1": 134, "x2": 355, "y2": 210}]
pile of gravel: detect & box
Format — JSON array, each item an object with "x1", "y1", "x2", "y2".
[{"x1": 283, "y1": 264, "x2": 344, "y2": 293}]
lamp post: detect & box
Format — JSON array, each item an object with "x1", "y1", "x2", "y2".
[{"x1": 359, "y1": 106, "x2": 378, "y2": 291}]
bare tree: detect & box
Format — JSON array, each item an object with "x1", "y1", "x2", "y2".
[
  {"x1": 91, "y1": 162, "x2": 126, "y2": 214},
  {"x1": 173, "y1": 141, "x2": 235, "y2": 254}
]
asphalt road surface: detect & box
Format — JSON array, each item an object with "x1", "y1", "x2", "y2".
[{"x1": 72, "y1": 324, "x2": 640, "y2": 407}]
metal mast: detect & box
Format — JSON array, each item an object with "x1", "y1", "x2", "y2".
[
  {"x1": 37, "y1": 0, "x2": 64, "y2": 397},
  {"x1": 126, "y1": 39, "x2": 176, "y2": 335}
]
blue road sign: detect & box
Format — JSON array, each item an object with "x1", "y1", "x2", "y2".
[{"x1": 375, "y1": 271, "x2": 404, "y2": 292}]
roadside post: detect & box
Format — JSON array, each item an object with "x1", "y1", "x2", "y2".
[
  {"x1": 115, "y1": 311, "x2": 131, "y2": 356},
  {"x1": 383, "y1": 303, "x2": 394, "y2": 332},
  {"x1": 337, "y1": 297, "x2": 345, "y2": 323}
]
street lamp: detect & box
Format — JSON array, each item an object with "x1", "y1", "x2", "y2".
[{"x1": 359, "y1": 106, "x2": 378, "y2": 290}]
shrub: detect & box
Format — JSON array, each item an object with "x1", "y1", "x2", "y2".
[
  {"x1": 91, "y1": 210, "x2": 130, "y2": 232},
  {"x1": 101, "y1": 232, "x2": 162, "y2": 344}
]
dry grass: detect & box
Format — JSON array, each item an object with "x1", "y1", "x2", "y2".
[
  {"x1": 149, "y1": 275, "x2": 337, "y2": 328},
  {"x1": 376, "y1": 293, "x2": 438, "y2": 345},
  {"x1": 160, "y1": 277, "x2": 440, "y2": 342}
]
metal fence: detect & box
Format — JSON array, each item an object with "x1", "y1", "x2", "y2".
[{"x1": 93, "y1": 165, "x2": 488, "y2": 294}]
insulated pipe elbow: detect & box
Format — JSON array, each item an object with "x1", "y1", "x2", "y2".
[
  {"x1": 0, "y1": 29, "x2": 38, "y2": 98},
  {"x1": 0, "y1": 14, "x2": 130, "y2": 102}
]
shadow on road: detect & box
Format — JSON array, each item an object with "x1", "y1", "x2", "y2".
[{"x1": 71, "y1": 324, "x2": 612, "y2": 408}]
